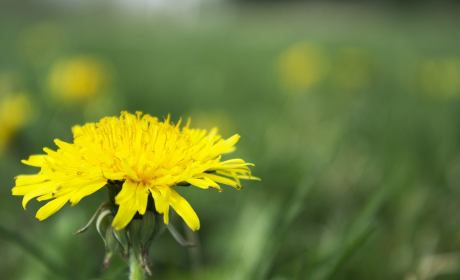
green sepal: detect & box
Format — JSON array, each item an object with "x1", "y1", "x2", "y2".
[
  {"x1": 166, "y1": 223, "x2": 198, "y2": 247},
  {"x1": 140, "y1": 211, "x2": 159, "y2": 268},
  {"x1": 96, "y1": 209, "x2": 113, "y2": 241},
  {"x1": 113, "y1": 227, "x2": 130, "y2": 259},
  {"x1": 140, "y1": 211, "x2": 156, "y2": 251},
  {"x1": 128, "y1": 218, "x2": 153, "y2": 276},
  {"x1": 102, "y1": 224, "x2": 119, "y2": 270},
  {"x1": 128, "y1": 219, "x2": 144, "y2": 267},
  {"x1": 73, "y1": 201, "x2": 114, "y2": 235}
]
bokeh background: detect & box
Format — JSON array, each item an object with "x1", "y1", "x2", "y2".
[{"x1": 1, "y1": 1, "x2": 460, "y2": 279}]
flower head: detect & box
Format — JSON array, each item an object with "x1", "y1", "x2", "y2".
[
  {"x1": 277, "y1": 42, "x2": 328, "y2": 93},
  {"x1": 420, "y1": 56, "x2": 460, "y2": 99},
  {"x1": 13, "y1": 112, "x2": 258, "y2": 230},
  {"x1": 0, "y1": 93, "x2": 32, "y2": 155},
  {"x1": 49, "y1": 56, "x2": 109, "y2": 103}
]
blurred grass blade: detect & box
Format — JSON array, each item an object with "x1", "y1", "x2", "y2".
[
  {"x1": 345, "y1": 166, "x2": 408, "y2": 241},
  {"x1": 225, "y1": 199, "x2": 280, "y2": 280},
  {"x1": 313, "y1": 166, "x2": 409, "y2": 280},
  {"x1": 255, "y1": 143, "x2": 343, "y2": 280},
  {"x1": 323, "y1": 224, "x2": 377, "y2": 280},
  {"x1": 0, "y1": 224, "x2": 68, "y2": 279},
  {"x1": 283, "y1": 171, "x2": 320, "y2": 228},
  {"x1": 255, "y1": 170, "x2": 320, "y2": 280}
]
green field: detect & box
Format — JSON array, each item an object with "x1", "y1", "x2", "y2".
[{"x1": 1, "y1": 3, "x2": 460, "y2": 280}]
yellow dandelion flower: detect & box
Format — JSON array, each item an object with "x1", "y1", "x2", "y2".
[
  {"x1": 277, "y1": 42, "x2": 328, "y2": 93},
  {"x1": 49, "y1": 56, "x2": 109, "y2": 103},
  {"x1": 420, "y1": 56, "x2": 460, "y2": 98},
  {"x1": 12, "y1": 112, "x2": 258, "y2": 231},
  {"x1": 0, "y1": 93, "x2": 32, "y2": 155}
]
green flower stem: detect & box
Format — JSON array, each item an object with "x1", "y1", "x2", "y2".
[{"x1": 129, "y1": 253, "x2": 145, "y2": 280}]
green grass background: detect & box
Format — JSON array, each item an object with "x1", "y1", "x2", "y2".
[{"x1": 1, "y1": 2, "x2": 460, "y2": 280}]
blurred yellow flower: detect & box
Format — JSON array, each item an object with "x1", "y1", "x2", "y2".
[
  {"x1": 13, "y1": 112, "x2": 258, "y2": 231},
  {"x1": 420, "y1": 57, "x2": 460, "y2": 98},
  {"x1": 49, "y1": 56, "x2": 109, "y2": 102},
  {"x1": 277, "y1": 42, "x2": 328, "y2": 93},
  {"x1": 0, "y1": 94, "x2": 32, "y2": 155},
  {"x1": 333, "y1": 47, "x2": 375, "y2": 91}
]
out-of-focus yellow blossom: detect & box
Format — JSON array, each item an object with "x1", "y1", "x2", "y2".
[
  {"x1": 420, "y1": 57, "x2": 460, "y2": 98},
  {"x1": 333, "y1": 47, "x2": 375, "y2": 91},
  {"x1": 0, "y1": 94, "x2": 32, "y2": 155},
  {"x1": 49, "y1": 56, "x2": 109, "y2": 103},
  {"x1": 20, "y1": 21, "x2": 64, "y2": 66},
  {"x1": 13, "y1": 112, "x2": 259, "y2": 231},
  {"x1": 277, "y1": 42, "x2": 329, "y2": 93}
]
